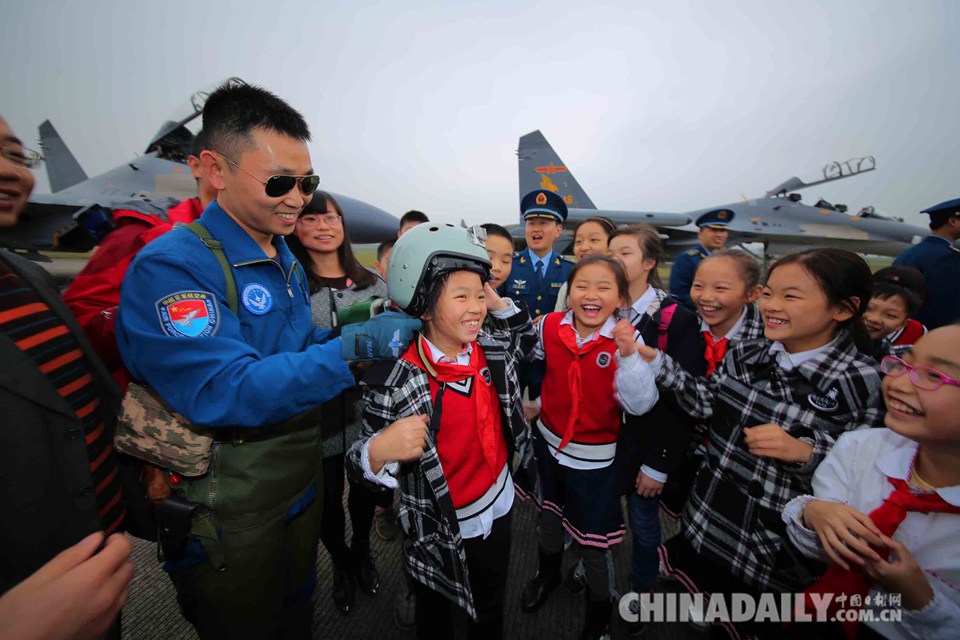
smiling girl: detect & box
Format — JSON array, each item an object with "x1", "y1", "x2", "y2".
[
  {"x1": 636, "y1": 248, "x2": 885, "y2": 638},
  {"x1": 345, "y1": 224, "x2": 536, "y2": 639},
  {"x1": 690, "y1": 249, "x2": 765, "y2": 374},
  {"x1": 656, "y1": 249, "x2": 766, "y2": 524},
  {"x1": 786, "y1": 324, "x2": 960, "y2": 640},
  {"x1": 519, "y1": 254, "x2": 658, "y2": 640}
]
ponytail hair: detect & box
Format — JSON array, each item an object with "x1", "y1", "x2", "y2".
[
  {"x1": 767, "y1": 248, "x2": 873, "y2": 354},
  {"x1": 608, "y1": 223, "x2": 664, "y2": 289}
]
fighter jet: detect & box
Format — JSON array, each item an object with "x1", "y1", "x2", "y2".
[
  {"x1": 518, "y1": 130, "x2": 927, "y2": 256},
  {"x1": 1, "y1": 77, "x2": 400, "y2": 256}
]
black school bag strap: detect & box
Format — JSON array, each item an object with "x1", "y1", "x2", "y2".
[
  {"x1": 183, "y1": 222, "x2": 238, "y2": 315},
  {"x1": 629, "y1": 294, "x2": 680, "y2": 353}
]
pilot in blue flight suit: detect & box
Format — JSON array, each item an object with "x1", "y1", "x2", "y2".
[
  {"x1": 893, "y1": 197, "x2": 960, "y2": 329},
  {"x1": 499, "y1": 189, "x2": 573, "y2": 398},
  {"x1": 668, "y1": 208, "x2": 734, "y2": 310}
]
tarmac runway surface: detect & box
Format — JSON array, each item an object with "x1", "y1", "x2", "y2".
[{"x1": 121, "y1": 485, "x2": 707, "y2": 639}]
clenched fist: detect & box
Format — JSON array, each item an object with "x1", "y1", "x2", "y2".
[
  {"x1": 612, "y1": 319, "x2": 641, "y2": 357},
  {"x1": 368, "y1": 415, "x2": 430, "y2": 473}
]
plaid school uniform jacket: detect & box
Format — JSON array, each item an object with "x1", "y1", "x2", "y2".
[
  {"x1": 656, "y1": 329, "x2": 884, "y2": 591},
  {"x1": 345, "y1": 308, "x2": 537, "y2": 619}
]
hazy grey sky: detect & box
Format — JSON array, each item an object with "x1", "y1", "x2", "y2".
[{"x1": 2, "y1": 0, "x2": 957, "y2": 228}]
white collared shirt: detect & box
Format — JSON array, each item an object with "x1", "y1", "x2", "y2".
[
  {"x1": 783, "y1": 429, "x2": 960, "y2": 640},
  {"x1": 630, "y1": 285, "x2": 659, "y2": 319},
  {"x1": 767, "y1": 336, "x2": 839, "y2": 372},
  {"x1": 700, "y1": 306, "x2": 749, "y2": 343}
]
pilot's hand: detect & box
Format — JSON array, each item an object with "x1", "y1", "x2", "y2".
[
  {"x1": 368, "y1": 415, "x2": 430, "y2": 473},
  {"x1": 0, "y1": 532, "x2": 134, "y2": 640},
  {"x1": 341, "y1": 311, "x2": 421, "y2": 361}
]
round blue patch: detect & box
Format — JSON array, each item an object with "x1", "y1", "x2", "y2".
[{"x1": 241, "y1": 283, "x2": 273, "y2": 315}]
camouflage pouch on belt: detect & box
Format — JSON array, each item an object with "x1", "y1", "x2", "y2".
[{"x1": 114, "y1": 383, "x2": 215, "y2": 476}]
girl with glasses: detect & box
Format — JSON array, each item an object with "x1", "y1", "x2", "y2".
[
  {"x1": 633, "y1": 248, "x2": 885, "y2": 638},
  {"x1": 785, "y1": 324, "x2": 960, "y2": 639}
]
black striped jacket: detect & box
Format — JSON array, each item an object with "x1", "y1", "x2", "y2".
[
  {"x1": 656, "y1": 328, "x2": 884, "y2": 591},
  {"x1": 345, "y1": 308, "x2": 536, "y2": 619}
]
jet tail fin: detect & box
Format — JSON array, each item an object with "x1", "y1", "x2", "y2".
[
  {"x1": 518, "y1": 130, "x2": 596, "y2": 210},
  {"x1": 39, "y1": 120, "x2": 88, "y2": 192}
]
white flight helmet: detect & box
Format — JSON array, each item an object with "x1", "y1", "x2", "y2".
[{"x1": 387, "y1": 223, "x2": 492, "y2": 316}]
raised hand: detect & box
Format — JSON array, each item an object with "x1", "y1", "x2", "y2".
[
  {"x1": 613, "y1": 319, "x2": 640, "y2": 357},
  {"x1": 483, "y1": 282, "x2": 509, "y2": 312},
  {"x1": 368, "y1": 414, "x2": 430, "y2": 473}
]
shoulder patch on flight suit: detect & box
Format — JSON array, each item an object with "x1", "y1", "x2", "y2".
[{"x1": 156, "y1": 291, "x2": 220, "y2": 337}]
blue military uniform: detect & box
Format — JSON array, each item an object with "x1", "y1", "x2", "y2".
[
  {"x1": 502, "y1": 249, "x2": 574, "y2": 318},
  {"x1": 116, "y1": 201, "x2": 357, "y2": 638},
  {"x1": 499, "y1": 189, "x2": 573, "y2": 398},
  {"x1": 668, "y1": 208, "x2": 734, "y2": 310},
  {"x1": 893, "y1": 198, "x2": 960, "y2": 329}
]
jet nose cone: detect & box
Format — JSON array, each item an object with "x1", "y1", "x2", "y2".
[{"x1": 329, "y1": 193, "x2": 401, "y2": 243}]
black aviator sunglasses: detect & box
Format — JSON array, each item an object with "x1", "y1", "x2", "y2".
[{"x1": 217, "y1": 153, "x2": 320, "y2": 198}]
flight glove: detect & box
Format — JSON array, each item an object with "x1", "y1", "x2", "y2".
[{"x1": 341, "y1": 311, "x2": 421, "y2": 361}]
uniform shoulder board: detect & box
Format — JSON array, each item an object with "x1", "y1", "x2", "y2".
[
  {"x1": 559, "y1": 255, "x2": 574, "y2": 264},
  {"x1": 686, "y1": 249, "x2": 699, "y2": 256}
]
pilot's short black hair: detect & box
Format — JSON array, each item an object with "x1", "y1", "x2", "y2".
[
  {"x1": 399, "y1": 210, "x2": 429, "y2": 228},
  {"x1": 202, "y1": 82, "x2": 310, "y2": 159}
]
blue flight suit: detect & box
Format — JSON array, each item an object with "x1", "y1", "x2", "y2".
[
  {"x1": 117, "y1": 201, "x2": 354, "y2": 425},
  {"x1": 893, "y1": 235, "x2": 960, "y2": 329},
  {"x1": 116, "y1": 201, "x2": 355, "y2": 638},
  {"x1": 669, "y1": 243, "x2": 709, "y2": 310},
  {"x1": 498, "y1": 248, "x2": 573, "y2": 398}
]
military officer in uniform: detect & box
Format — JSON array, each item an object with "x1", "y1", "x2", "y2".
[
  {"x1": 893, "y1": 197, "x2": 960, "y2": 328},
  {"x1": 668, "y1": 208, "x2": 734, "y2": 310},
  {"x1": 499, "y1": 189, "x2": 573, "y2": 398}
]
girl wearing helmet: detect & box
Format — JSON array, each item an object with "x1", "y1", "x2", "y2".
[{"x1": 345, "y1": 224, "x2": 537, "y2": 639}]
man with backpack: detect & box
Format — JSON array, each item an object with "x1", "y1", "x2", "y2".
[{"x1": 115, "y1": 82, "x2": 418, "y2": 640}]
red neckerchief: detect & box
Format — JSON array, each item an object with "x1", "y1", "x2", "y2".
[
  {"x1": 417, "y1": 336, "x2": 500, "y2": 477},
  {"x1": 702, "y1": 332, "x2": 729, "y2": 377},
  {"x1": 803, "y1": 476, "x2": 960, "y2": 639},
  {"x1": 555, "y1": 322, "x2": 607, "y2": 451}
]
